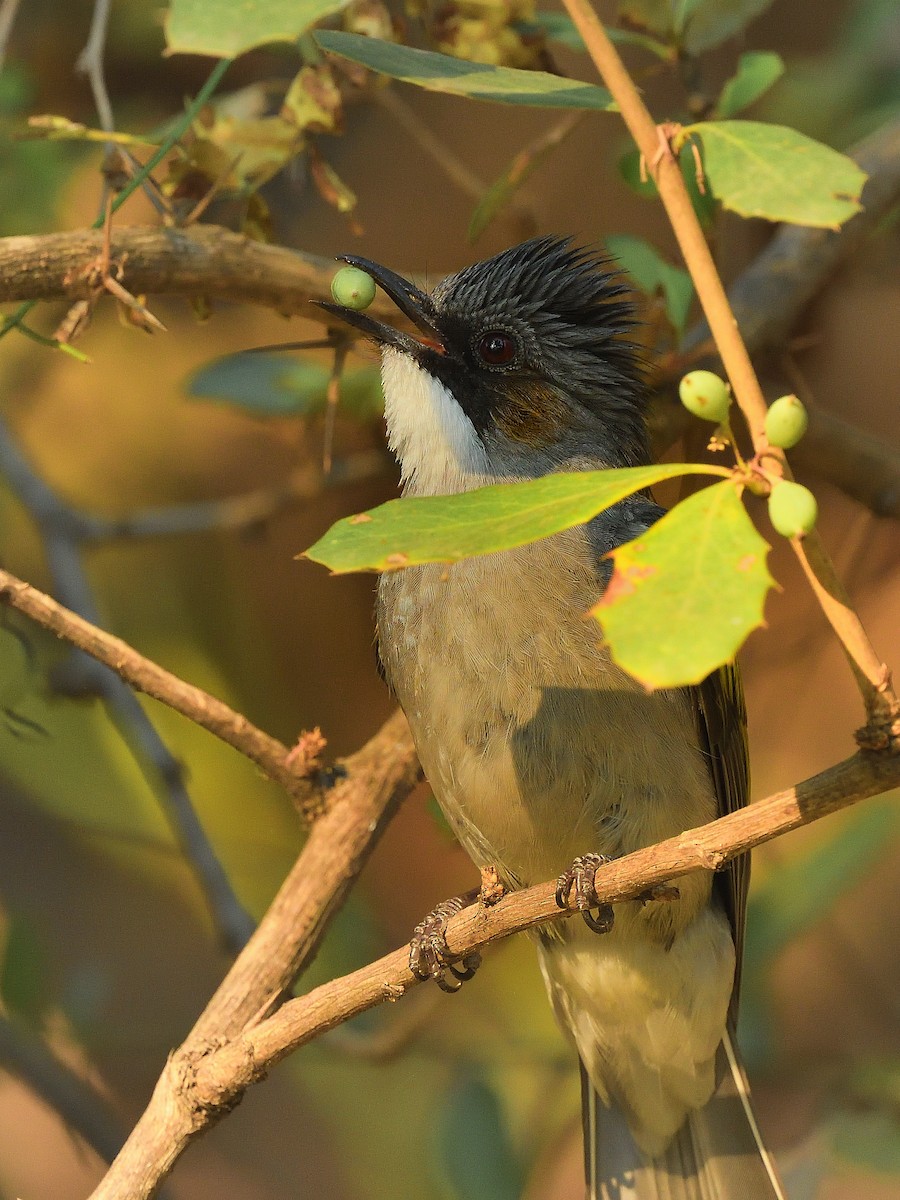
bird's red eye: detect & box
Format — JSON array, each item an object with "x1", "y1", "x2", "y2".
[{"x1": 477, "y1": 330, "x2": 516, "y2": 366}]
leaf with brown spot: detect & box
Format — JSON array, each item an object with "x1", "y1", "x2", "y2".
[{"x1": 591, "y1": 481, "x2": 774, "y2": 688}]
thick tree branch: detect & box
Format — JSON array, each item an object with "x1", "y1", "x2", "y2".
[
  {"x1": 196, "y1": 750, "x2": 900, "y2": 1096},
  {"x1": 0, "y1": 568, "x2": 325, "y2": 812},
  {"x1": 0, "y1": 224, "x2": 401, "y2": 322},
  {"x1": 86, "y1": 708, "x2": 419, "y2": 1200}
]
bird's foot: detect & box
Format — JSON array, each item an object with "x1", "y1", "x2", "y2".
[
  {"x1": 555, "y1": 853, "x2": 615, "y2": 934},
  {"x1": 409, "y1": 892, "x2": 482, "y2": 993}
]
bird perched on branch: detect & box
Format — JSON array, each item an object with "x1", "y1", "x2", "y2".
[{"x1": 321, "y1": 236, "x2": 785, "y2": 1200}]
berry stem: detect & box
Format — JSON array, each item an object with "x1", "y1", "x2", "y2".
[{"x1": 562, "y1": 0, "x2": 897, "y2": 744}]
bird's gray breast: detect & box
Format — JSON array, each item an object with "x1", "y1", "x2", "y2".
[{"x1": 376, "y1": 526, "x2": 718, "y2": 891}]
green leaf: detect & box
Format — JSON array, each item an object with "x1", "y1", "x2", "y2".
[
  {"x1": 715, "y1": 52, "x2": 785, "y2": 119},
  {"x1": 187, "y1": 354, "x2": 382, "y2": 419},
  {"x1": 678, "y1": 0, "x2": 777, "y2": 53},
  {"x1": 616, "y1": 0, "x2": 671, "y2": 37},
  {"x1": 591, "y1": 481, "x2": 773, "y2": 688},
  {"x1": 620, "y1": 0, "x2": 777, "y2": 53},
  {"x1": 525, "y1": 13, "x2": 671, "y2": 58},
  {"x1": 437, "y1": 1074, "x2": 523, "y2": 1200},
  {"x1": 305, "y1": 463, "x2": 726, "y2": 573},
  {"x1": 683, "y1": 120, "x2": 867, "y2": 228},
  {"x1": 165, "y1": 0, "x2": 354, "y2": 57},
  {"x1": 606, "y1": 234, "x2": 693, "y2": 342},
  {"x1": 315, "y1": 31, "x2": 616, "y2": 109}
]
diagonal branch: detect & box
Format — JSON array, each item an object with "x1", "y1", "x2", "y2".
[
  {"x1": 557, "y1": 0, "x2": 897, "y2": 743},
  {"x1": 88, "y1": 745, "x2": 900, "y2": 1200},
  {"x1": 0, "y1": 568, "x2": 324, "y2": 810}
]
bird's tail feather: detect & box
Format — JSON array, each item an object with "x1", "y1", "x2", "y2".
[{"x1": 584, "y1": 1030, "x2": 786, "y2": 1200}]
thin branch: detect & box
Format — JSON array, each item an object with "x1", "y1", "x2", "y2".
[
  {"x1": 94, "y1": 449, "x2": 388, "y2": 540},
  {"x1": 0, "y1": 406, "x2": 256, "y2": 952},
  {"x1": 87, "y1": 747, "x2": 900, "y2": 1200},
  {"x1": 0, "y1": 0, "x2": 21, "y2": 72},
  {"x1": 792, "y1": 408, "x2": 900, "y2": 521},
  {"x1": 558, "y1": 0, "x2": 898, "y2": 742},
  {"x1": 195, "y1": 751, "x2": 900, "y2": 1093},
  {"x1": 0, "y1": 568, "x2": 325, "y2": 809},
  {"x1": 374, "y1": 87, "x2": 487, "y2": 202},
  {"x1": 75, "y1": 0, "x2": 114, "y2": 134},
  {"x1": 0, "y1": 56, "x2": 233, "y2": 342}
]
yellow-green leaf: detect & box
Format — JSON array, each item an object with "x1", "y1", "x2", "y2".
[
  {"x1": 315, "y1": 31, "x2": 616, "y2": 109},
  {"x1": 606, "y1": 233, "x2": 694, "y2": 342},
  {"x1": 591, "y1": 481, "x2": 773, "y2": 688},
  {"x1": 683, "y1": 120, "x2": 866, "y2": 228},
  {"x1": 715, "y1": 51, "x2": 784, "y2": 119},
  {"x1": 165, "y1": 0, "x2": 354, "y2": 58},
  {"x1": 304, "y1": 463, "x2": 727, "y2": 573}
]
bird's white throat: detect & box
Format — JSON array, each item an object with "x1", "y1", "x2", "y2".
[{"x1": 381, "y1": 347, "x2": 488, "y2": 496}]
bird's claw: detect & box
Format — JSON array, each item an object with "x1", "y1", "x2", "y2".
[
  {"x1": 555, "y1": 853, "x2": 615, "y2": 934},
  {"x1": 409, "y1": 895, "x2": 482, "y2": 993}
]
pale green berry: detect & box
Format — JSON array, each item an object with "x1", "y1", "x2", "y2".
[
  {"x1": 678, "y1": 370, "x2": 731, "y2": 423},
  {"x1": 765, "y1": 394, "x2": 809, "y2": 449},
  {"x1": 331, "y1": 266, "x2": 376, "y2": 310},
  {"x1": 768, "y1": 480, "x2": 818, "y2": 538}
]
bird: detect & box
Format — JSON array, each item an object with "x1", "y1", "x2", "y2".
[{"x1": 319, "y1": 236, "x2": 785, "y2": 1200}]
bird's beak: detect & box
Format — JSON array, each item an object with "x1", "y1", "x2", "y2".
[{"x1": 315, "y1": 255, "x2": 446, "y2": 359}]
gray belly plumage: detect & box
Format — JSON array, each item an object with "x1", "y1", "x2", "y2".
[{"x1": 377, "y1": 525, "x2": 736, "y2": 1156}]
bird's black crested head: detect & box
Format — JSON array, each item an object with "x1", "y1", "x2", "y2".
[
  {"x1": 320, "y1": 236, "x2": 650, "y2": 483},
  {"x1": 428, "y1": 235, "x2": 645, "y2": 452}
]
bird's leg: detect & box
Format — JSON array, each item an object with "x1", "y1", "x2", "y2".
[
  {"x1": 555, "y1": 853, "x2": 615, "y2": 934},
  {"x1": 408, "y1": 890, "x2": 482, "y2": 993}
]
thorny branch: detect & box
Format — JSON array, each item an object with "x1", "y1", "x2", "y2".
[
  {"x1": 0, "y1": 568, "x2": 329, "y2": 813},
  {"x1": 557, "y1": 0, "x2": 898, "y2": 745}
]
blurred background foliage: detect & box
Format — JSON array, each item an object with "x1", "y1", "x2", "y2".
[{"x1": 0, "y1": 1, "x2": 898, "y2": 1198}]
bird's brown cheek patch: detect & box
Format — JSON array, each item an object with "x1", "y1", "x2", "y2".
[{"x1": 492, "y1": 381, "x2": 569, "y2": 446}]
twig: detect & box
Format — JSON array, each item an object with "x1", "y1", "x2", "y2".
[
  {"x1": 558, "y1": 0, "x2": 898, "y2": 743},
  {"x1": 791, "y1": 408, "x2": 900, "y2": 521},
  {"x1": 86, "y1": 709, "x2": 420, "y2": 1200},
  {"x1": 83, "y1": 747, "x2": 898, "y2": 1200},
  {"x1": 0, "y1": 0, "x2": 21, "y2": 72},
  {"x1": 0, "y1": 410, "x2": 255, "y2": 953},
  {"x1": 75, "y1": 0, "x2": 114, "y2": 134},
  {"x1": 374, "y1": 87, "x2": 488, "y2": 202},
  {"x1": 0, "y1": 56, "x2": 233, "y2": 342},
  {"x1": 0, "y1": 568, "x2": 327, "y2": 809}
]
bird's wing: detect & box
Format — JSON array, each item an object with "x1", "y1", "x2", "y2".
[
  {"x1": 691, "y1": 663, "x2": 750, "y2": 1023},
  {"x1": 588, "y1": 495, "x2": 751, "y2": 1019}
]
